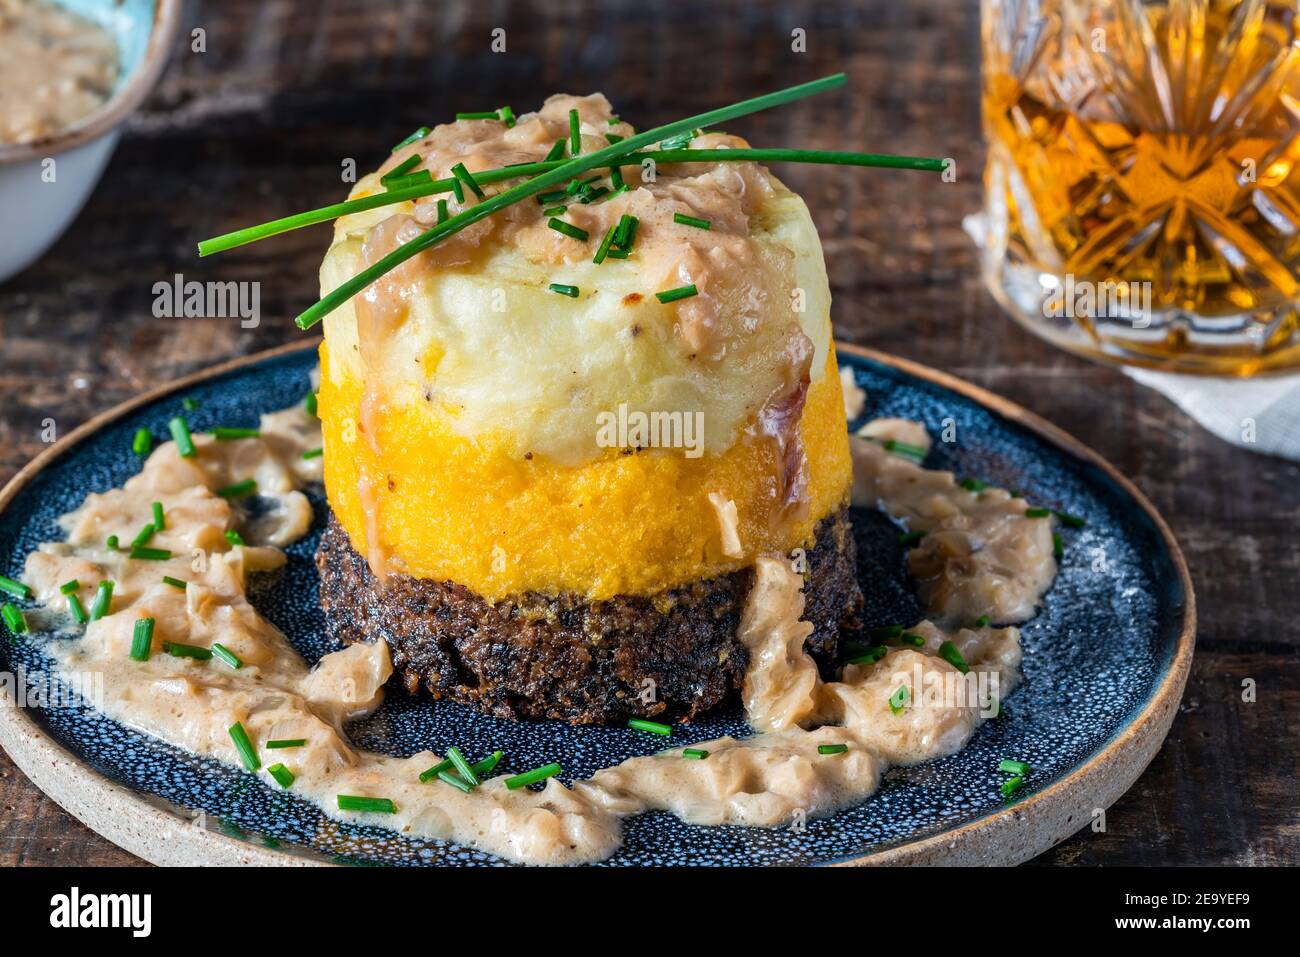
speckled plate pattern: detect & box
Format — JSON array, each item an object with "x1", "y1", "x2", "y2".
[{"x1": 0, "y1": 342, "x2": 1194, "y2": 866}]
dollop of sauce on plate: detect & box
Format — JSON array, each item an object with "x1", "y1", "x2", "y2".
[
  {"x1": 18, "y1": 403, "x2": 1056, "y2": 865},
  {"x1": 0, "y1": 0, "x2": 118, "y2": 145}
]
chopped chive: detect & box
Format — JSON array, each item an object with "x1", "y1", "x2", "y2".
[
  {"x1": 181, "y1": 397, "x2": 200, "y2": 411},
  {"x1": 67, "y1": 593, "x2": 88, "y2": 625},
  {"x1": 655, "y1": 284, "x2": 698, "y2": 304},
  {"x1": 267, "y1": 763, "x2": 295, "y2": 789},
  {"x1": 536, "y1": 189, "x2": 568, "y2": 205},
  {"x1": 451, "y1": 162, "x2": 486, "y2": 200},
  {"x1": 302, "y1": 447, "x2": 323, "y2": 460},
  {"x1": 2, "y1": 603, "x2": 27, "y2": 636},
  {"x1": 391, "y1": 126, "x2": 430, "y2": 152},
  {"x1": 846, "y1": 646, "x2": 888, "y2": 666},
  {"x1": 900, "y1": 632, "x2": 925, "y2": 647},
  {"x1": 225, "y1": 530, "x2": 247, "y2": 547},
  {"x1": 455, "y1": 110, "x2": 499, "y2": 120},
  {"x1": 304, "y1": 391, "x2": 318, "y2": 416},
  {"x1": 959, "y1": 478, "x2": 988, "y2": 492},
  {"x1": 152, "y1": 501, "x2": 166, "y2": 531},
  {"x1": 579, "y1": 185, "x2": 610, "y2": 204},
  {"x1": 613, "y1": 213, "x2": 637, "y2": 248},
  {"x1": 471, "y1": 750, "x2": 504, "y2": 777},
  {"x1": 132, "y1": 428, "x2": 152, "y2": 456},
  {"x1": 497, "y1": 105, "x2": 515, "y2": 127},
  {"x1": 999, "y1": 759, "x2": 1030, "y2": 776},
  {"x1": 548, "y1": 283, "x2": 579, "y2": 298},
  {"x1": 384, "y1": 170, "x2": 434, "y2": 192},
  {"x1": 336, "y1": 794, "x2": 396, "y2": 813},
  {"x1": 1024, "y1": 507, "x2": 1051, "y2": 519},
  {"x1": 0, "y1": 575, "x2": 32, "y2": 600},
  {"x1": 544, "y1": 139, "x2": 566, "y2": 162},
  {"x1": 380, "y1": 154, "x2": 421, "y2": 184},
  {"x1": 266, "y1": 739, "x2": 306, "y2": 749},
  {"x1": 211, "y1": 427, "x2": 260, "y2": 441},
  {"x1": 605, "y1": 246, "x2": 630, "y2": 259},
  {"x1": 673, "y1": 212, "x2": 711, "y2": 230},
  {"x1": 164, "y1": 641, "x2": 212, "y2": 660},
  {"x1": 129, "y1": 617, "x2": 153, "y2": 660},
  {"x1": 609, "y1": 163, "x2": 625, "y2": 190},
  {"x1": 938, "y1": 640, "x2": 970, "y2": 674},
  {"x1": 130, "y1": 546, "x2": 172, "y2": 561},
  {"x1": 867, "y1": 624, "x2": 904, "y2": 641},
  {"x1": 1053, "y1": 532, "x2": 1064, "y2": 559},
  {"x1": 593, "y1": 224, "x2": 618, "y2": 264},
  {"x1": 212, "y1": 643, "x2": 243, "y2": 670},
  {"x1": 548, "y1": 218, "x2": 589, "y2": 242},
  {"x1": 565, "y1": 175, "x2": 598, "y2": 196},
  {"x1": 609, "y1": 116, "x2": 620, "y2": 127},
  {"x1": 659, "y1": 129, "x2": 698, "y2": 150},
  {"x1": 447, "y1": 746, "x2": 480, "y2": 788},
  {"x1": 436, "y1": 198, "x2": 449, "y2": 224},
  {"x1": 450, "y1": 176, "x2": 464, "y2": 203},
  {"x1": 229, "y1": 722, "x2": 260, "y2": 771},
  {"x1": 131, "y1": 524, "x2": 155, "y2": 548},
  {"x1": 105, "y1": 535, "x2": 119, "y2": 551},
  {"x1": 628, "y1": 718, "x2": 672, "y2": 736},
  {"x1": 1054, "y1": 510, "x2": 1086, "y2": 529},
  {"x1": 882, "y1": 438, "x2": 928, "y2": 461},
  {"x1": 60, "y1": 578, "x2": 80, "y2": 596},
  {"x1": 418, "y1": 758, "x2": 452, "y2": 783},
  {"x1": 435, "y1": 769, "x2": 473, "y2": 793},
  {"x1": 889, "y1": 685, "x2": 909, "y2": 714},
  {"x1": 683, "y1": 748, "x2": 709, "y2": 760},
  {"x1": 542, "y1": 205, "x2": 568, "y2": 216},
  {"x1": 975, "y1": 615, "x2": 991, "y2": 628},
  {"x1": 216, "y1": 478, "x2": 258, "y2": 499},
  {"x1": 88, "y1": 580, "x2": 114, "y2": 620},
  {"x1": 505, "y1": 762, "x2": 562, "y2": 790},
  {"x1": 569, "y1": 108, "x2": 582, "y2": 154},
  {"x1": 162, "y1": 575, "x2": 187, "y2": 590},
  {"x1": 168, "y1": 417, "x2": 196, "y2": 458},
  {"x1": 818, "y1": 743, "x2": 848, "y2": 755},
  {"x1": 898, "y1": 530, "x2": 925, "y2": 547},
  {"x1": 1001, "y1": 776, "x2": 1024, "y2": 798}
]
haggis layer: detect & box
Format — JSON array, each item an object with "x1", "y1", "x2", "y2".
[{"x1": 315, "y1": 506, "x2": 863, "y2": 724}]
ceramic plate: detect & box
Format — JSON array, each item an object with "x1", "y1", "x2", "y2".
[{"x1": 0, "y1": 342, "x2": 1194, "y2": 866}]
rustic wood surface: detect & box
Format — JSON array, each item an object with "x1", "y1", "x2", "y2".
[{"x1": 1, "y1": 0, "x2": 1295, "y2": 867}]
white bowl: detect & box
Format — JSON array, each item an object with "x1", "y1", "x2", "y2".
[{"x1": 0, "y1": 0, "x2": 181, "y2": 283}]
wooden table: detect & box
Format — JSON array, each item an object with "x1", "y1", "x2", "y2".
[{"x1": 1, "y1": 0, "x2": 1295, "y2": 867}]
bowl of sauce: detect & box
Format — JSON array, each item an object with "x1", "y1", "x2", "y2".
[{"x1": 0, "y1": 0, "x2": 180, "y2": 282}]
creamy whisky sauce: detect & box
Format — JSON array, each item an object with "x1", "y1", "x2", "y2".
[
  {"x1": 19, "y1": 408, "x2": 1052, "y2": 865},
  {"x1": 0, "y1": 0, "x2": 118, "y2": 145}
]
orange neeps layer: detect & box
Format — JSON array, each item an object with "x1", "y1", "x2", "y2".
[{"x1": 319, "y1": 346, "x2": 852, "y2": 601}]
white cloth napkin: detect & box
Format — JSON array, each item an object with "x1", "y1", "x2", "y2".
[{"x1": 1125, "y1": 367, "x2": 1300, "y2": 460}]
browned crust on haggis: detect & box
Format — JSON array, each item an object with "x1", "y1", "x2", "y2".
[{"x1": 316, "y1": 506, "x2": 862, "y2": 724}]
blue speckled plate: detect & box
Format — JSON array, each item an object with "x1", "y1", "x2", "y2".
[{"x1": 0, "y1": 342, "x2": 1194, "y2": 866}]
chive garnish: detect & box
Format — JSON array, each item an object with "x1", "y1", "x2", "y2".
[
  {"x1": 129, "y1": 617, "x2": 153, "y2": 660},
  {"x1": 131, "y1": 524, "x2": 155, "y2": 548},
  {"x1": 382, "y1": 170, "x2": 433, "y2": 192},
  {"x1": 542, "y1": 205, "x2": 568, "y2": 216},
  {"x1": 217, "y1": 478, "x2": 257, "y2": 499},
  {"x1": 0, "y1": 575, "x2": 31, "y2": 600},
  {"x1": 818, "y1": 743, "x2": 848, "y2": 755},
  {"x1": 60, "y1": 579, "x2": 79, "y2": 596},
  {"x1": 568, "y1": 108, "x2": 582, "y2": 154},
  {"x1": 472, "y1": 750, "x2": 504, "y2": 777},
  {"x1": 548, "y1": 283, "x2": 579, "y2": 298},
  {"x1": 628, "y1": 718, "x2": 672, "y2": 736},
  {"x1": 436, "y1": 198, "x2": 449, "y2": 223},
  {"x1": 228, "y1": 722, "x2": 260, "y2": 771},
  {"x1": 938, "y1": 640, "x2": 970, "y2": 674},
  {"x1": 130, "y1": 546, "x2": 172, "y2": 561},
  {"x1": 1024, "y1": 507, "x2": 1051, "y2": 518},
  {"x1": 417, "y1": 758, "x2": 453, "y2": 783},
  {"x1": 446, "y1": 746, "x2": 480, "y2": 788},
  {"x1": 437, "y1": 769, "x2": 474, "y2": 793},
  {"x1": 959, "y1": 478, "x2": 988, "y2": 491},
  {"x1": 655, "y1": 284, "x2": 698, "y2": 304},
  {"x1": 543, "y1": 139, "x2": 567, "y2": 163},
  {"x1": 267, "y1": 763, "x2": 295, "y2": 789},
  {"x1": 304, "y1": 391, "x2": 317, "y2": 416},
  {"x1": 225, "y1": 530, "x2": 247, "y2": 547},
  {"x1": 164, "y1": 641, "x2": 212, "y2": 660},
  {"x1": 548, "y1": 218, "x2": 589, "y2": 242},
  {"x1": 212, "y1": 643, "x2": 243, "y2": 669},
  {"x1": 882, "y1": 438, "x2": 927, "y2": 461},
  {"x1": 609, "y1": 163, "x2": 625, "y2": 190},
  {"x1": 999, "y1": 759, "x2": 1030, "y2": 776},
  {"x1": 211, "y1": 427, "x2": 260, "y2": 441},
  {"x1": 181, "y1": 397, "x2": 200, "y2": 411},
  {"x1": 1001, "y1": 776, "x2": 1024, "y2": 798},
  {"x1": 505, "y1": 763, "x2": 562, "y2": 790},
  {"x1": 162, "y1": 575, "x2": 187, "y2": 590},
  {"x1": 683, "y1": 748, "x2": 709, "y2": 760},
  {"x1": 152, "y1": 501, "x2": 165, "y2": 531},
  {"x1": 302, "y1": 447, "x2": 323, "y2": 460},
  {"x1": 168, "y1": 416, "x2": 196, "y2": 458},
  {"x1": 847, "y1": 646, "x2": 888, "y2": 666},
  {"x1": 391, "y1": 126, "x2": 430, "y2": 152},
  {"x1": 456, "y1": 111, "x2": 499, "y2": 120},
  {"x1": 132, "y1": 428, "x2": 152, "y2": 456},
  {"x1": 497, "y1": 105, "x2": 515, "y2": 127},
  {"x1": 975, "y1": 615, "x2": 991, "y2": 628},
  {"x1": 889, "y1": 685, "x2": 909, "y2": 714},
  {"x1": 337, "y1": 795, "x2": 396, "y2": 813},
  {"x1": 450, "y1": 176, "x2": 464, "y2": 203},
  {"x1": 900, "y1": 632, "x2": 925, "y2": 647},
  {"x1": 105, "y1": 535, "x2": 119, "y2": 551},
  {"x1": 673, "y1": 212, "x2": 711, "y2": 230},
  {"x1": 1053, "y1": 532, "x2": 1064, "y2": 559},
  {"x1": 380, "y1": 154, "x2": 421, "y2": 184},
  {"x1": 2, "y1": 603, "x2": 27, "y2": 635},
  {"x1": 537, "y1": 189, "x2": 568, "y2": 205},
  {"x1": 867, "y1": 624, "x2": 904, "y2": 640},
  {"x1": 593, "y1": 224, "x2": 618, "y2": 264},
  {"x1": 88, "y1": 580, "x2": 114, "y2": 620},
  {"x1": 613, "y1": 213, "x2": 637, "y2": 248},
  {"x1": 67, "y1": 594, "x2": 88, "y2": 625},
  {"x1": 565, "y1": 175, "x2": 598, "y2": 196},
  {"x1": 266, "y1": 739, "x2": 306, "y2": 749},
  {"x1": 450, "y1": 162, "x2": 486, "y2": 200},
  {"x1": 1054, "y1": 510, "x2": 1086, "y2": 529},
  {"x1": 898, "y1": 530, "x2": 925, "y2": 547}
]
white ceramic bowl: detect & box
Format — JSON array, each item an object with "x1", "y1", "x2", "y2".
[{"x1": 0, "y1": 0, "x2": 181, "y2": 283}]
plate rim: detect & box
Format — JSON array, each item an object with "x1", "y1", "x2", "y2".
[{"x1": 0, "y1": 340, "x2": 1196, "y2": 867}]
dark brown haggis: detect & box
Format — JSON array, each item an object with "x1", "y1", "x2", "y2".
[{"x1": 316, "y1": 507, "x2": 862, "y2": 725}]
